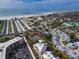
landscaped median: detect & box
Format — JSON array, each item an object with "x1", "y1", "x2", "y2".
[
  {"x1": 8, "y1": 20, "x2": 12, "y2": 34},
  {"x1": 0, "y1": 20, "x2": 4, "y2": 34}
]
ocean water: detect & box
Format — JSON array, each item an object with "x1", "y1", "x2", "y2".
[{"x1": 0, "y1": 9, "x2": 79, "y2": 17}]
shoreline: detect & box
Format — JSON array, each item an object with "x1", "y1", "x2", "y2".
[{"x1": 0, "y1": 10, "x2": 79, "y2": 20}]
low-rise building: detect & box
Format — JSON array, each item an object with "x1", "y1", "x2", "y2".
[
  {"x1": 33, "y1": 40, "x2": 47, "y2": 55},
  {"x1": 67, "y1": 50, "x2": 79, "y2": 59},
  {"x1": 66, "y1": 43, "x2": 78, "y2": 49},
  {"x1": 42, "y1": 51, "x2": 56, "y2": 59},
  {"x1": 56, "y1": 45, "x2": 67, "y2": 52}
]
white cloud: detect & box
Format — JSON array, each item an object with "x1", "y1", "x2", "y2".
[
  {"x1": 0, "y1": 0, "x2": 26, "y2": 8},
  {"x1": 40, "y1": 0, "x2": 79, "y2": 3},
  {"x1": 0, "y1": 0, "x2": 78, "y2": 9}
]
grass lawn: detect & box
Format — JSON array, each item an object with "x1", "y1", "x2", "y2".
[
  {"x1": 9, "y1": 20, "x2": 12, "y2": 34},
  {"x1": 0, "y1": 34, "x2": 15, "y2": 43},
  {"x1": 0, "y1": 20, "x2": 4, "y2": 33}
]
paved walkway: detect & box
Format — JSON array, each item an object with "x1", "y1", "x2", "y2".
[
  {"x1": 14, "y1": 21, "x2": 22, "y2": 33},
  {"x1": 17, "y1": 20, "x2": 26, "y2": 32},
  {"x1": 20, "y1": 20, "x2": 32, "y2": 30},
  {"x1": 23, "y1": 37, "x2": 36, "y2": 59}
]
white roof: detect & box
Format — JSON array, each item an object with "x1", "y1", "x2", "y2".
[
  {"x1": 61, "y1": 32, "x2": 70, "y2": 41},
  {"x1": 33, "y1": 40, "x2": 47, "y2": 53},
  {"x1": 67, "y1": 50, "x2": 79, "y2": 58},
  {"x1": 66, "y1": 42, "x2": 78, "y2": 49},
  {"x1": 42, "y1": 51, "x2": 56, "y2": 59},
  {"x1": 76, "y1": 42, "x2": 79, "y2": 46},
  {"x1": 56, "y1": 45, "x2": 67, "y2": 52},
  {"x1": 52, "y1": 29, "x2": 70, "y2": 42}
]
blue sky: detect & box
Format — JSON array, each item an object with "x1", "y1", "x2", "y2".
[{"x1": 0, "y1": 0, "x2": 79, "y2": 11}]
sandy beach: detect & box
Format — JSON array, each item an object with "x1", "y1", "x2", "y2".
[
  {"x1": 0, "y1": 11, "x2": 63, "y2": 20},
  {"x1": 0, "y1": 14, "x2": 35, "y2": 20},
  {"x1": 0, "y1": 10, "x2": 76, "y2": 20}
]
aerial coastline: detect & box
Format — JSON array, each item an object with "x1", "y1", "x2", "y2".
[
  {"x1": 0, "y1": 11, "x2": 58, "y2": 20},
  {"x1": 0, "y1": 10, "x2": 78, "y2": 20},
  {"x1": 0, "y1": 11, "x2": 79, "y2": 59},
  {"x1": 0, "y1": 0, "x2": 79, "y2": 59}
]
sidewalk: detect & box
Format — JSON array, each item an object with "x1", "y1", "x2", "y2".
[{"x1": 23, "y1": 37, "x2": 36, "y2": 59}]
